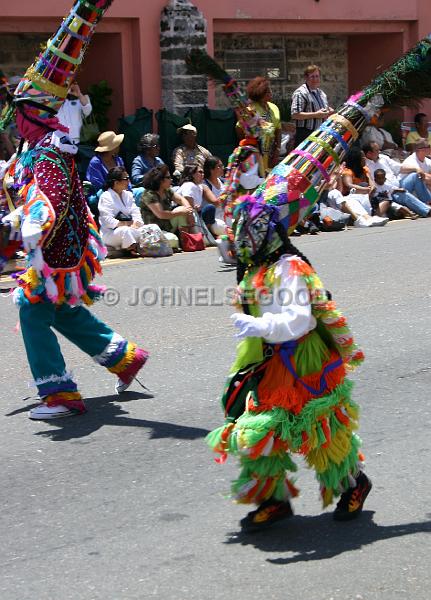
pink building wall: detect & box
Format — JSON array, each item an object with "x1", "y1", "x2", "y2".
[{"x1": 0, "y1": 0, "x2": 430, "y2": 121}]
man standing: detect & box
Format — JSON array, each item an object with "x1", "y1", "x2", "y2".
[
  {"x1": 363, "y1": 141, "x2": 431, "y2": 217},
  {"x1": 57, "y1": 82, "x2": 92, "y2": 144},
  {"x1": 290, "y1": 65, "x2": 334, "y2": 145}
]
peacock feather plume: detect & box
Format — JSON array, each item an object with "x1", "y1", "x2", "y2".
[
  {"x1": 186, "y1": 48, "x2": 232, "y2": 84},
  {"x1": 359, "y1": 34, "x2": 431, "y2": 108}
]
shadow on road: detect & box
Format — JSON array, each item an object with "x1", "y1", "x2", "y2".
[
  {"x1": 6, "y1": 392, "x2": 210, "y2": 442},
  {"x1": 224, "y1": 511, "x2": 431, "y2": 563}
]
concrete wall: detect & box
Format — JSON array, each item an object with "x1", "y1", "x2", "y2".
[{"x1": 0, "y1": 0, "x2": 430, "y2": 122}]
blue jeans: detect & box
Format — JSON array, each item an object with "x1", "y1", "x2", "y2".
[
  {"x1": 392, "y1": 187, "x2": 431, "y2": 217},
  {"x1": 398, "y1": 172, "x2": 431, "y2": 207},
  {"x1": 201, "y1": 204, "x2": 216, "y2": 226}
]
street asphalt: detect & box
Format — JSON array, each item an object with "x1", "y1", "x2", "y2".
[{"x1": 1, "y1": 220, "x2": 430, "y2": 600}]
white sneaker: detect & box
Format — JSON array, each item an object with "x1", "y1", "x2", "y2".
[
  {"x1": 29, "y1": 403, "x2": 75, "y2": 420},
  {"x1": 370, "y1": 216, "x2": 389, "y2": 226},
  {"x1": 354, "y1": 216, "x2": 373, "y2": 228},
  {"x1": 115, "y1": 378, "x2": 132, "y2": 394},
  {"x1": 115, "y1": 377, "x2": 152, "y2": 395}
]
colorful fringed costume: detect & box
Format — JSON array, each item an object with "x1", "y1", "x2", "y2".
[
  {"x1": 187, "y1": 36, "x2": 431, "y2": 528},
  {"x1": 207, "y1": 253, "x2": 364, "y2": 509},
  {"x1": 0, "y1": 0, "x2": 149, "y2": 419}
]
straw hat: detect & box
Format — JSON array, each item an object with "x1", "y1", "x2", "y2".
[
  {"x1": 176, "y1": 123, "x2": 197, "y2": 135},
  {"x1": 95, "y1": 131, "x2": 124, "y2": 152}
]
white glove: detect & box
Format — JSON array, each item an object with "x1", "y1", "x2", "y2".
[
  {"x1": 231, "y1": 313, "x2": 269, "y2": 339},
  {"x1": 2, "y1": 206, "x2": 23, "y2": 239},
  {"x1": 21, "y1": 219, "x2": 43, "y2": 251}
]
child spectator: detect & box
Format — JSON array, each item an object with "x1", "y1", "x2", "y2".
[{"x1": 372, "y1": 168, "x2": 417, "y2": 219}]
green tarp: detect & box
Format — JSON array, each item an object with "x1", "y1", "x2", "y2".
[
  {"x1": 156, "y1": 106, "x2": 237, "y2": 169},
  {"x1": 118, "y1": 107, "x2": 153, "y2": 172},
  {"x1": 117, "y1": 105, "x2": 238, "y2": 173}
]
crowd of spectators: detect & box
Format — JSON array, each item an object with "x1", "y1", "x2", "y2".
[{"x1": 2, "y1": 76, "x2": 431, "y2": 262}]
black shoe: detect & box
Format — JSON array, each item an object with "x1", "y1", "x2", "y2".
[
  {"x1": 308, "y1": 222, "x2": 320, "y2": 235},
  {"x1": 333, "y1": 472, "x2": 372, "y2": 521},
  {"x1": 240, "y1": 498, "x2": 294, "y2": 533}
]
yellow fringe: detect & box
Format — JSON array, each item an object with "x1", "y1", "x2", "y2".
[
  {"x1": 306, "y1": 428, "x2": 354, "y2": 474},
  {"x1": 108, "y1": 343, "x2": 137, "y2": 374}
]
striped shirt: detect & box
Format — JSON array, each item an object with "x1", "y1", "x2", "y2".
[{"x1": 290, "y1": 83, "x2": 329, "y2": 131}]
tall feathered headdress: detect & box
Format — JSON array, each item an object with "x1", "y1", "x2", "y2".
[
  {"x1": 187, "y1": 37, "x2": 431, "y2": 263},
  {"x1": 0, "y1": 0, "x2": 113, "y2": 132}
]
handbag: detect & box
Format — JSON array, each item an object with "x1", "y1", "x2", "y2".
[
  {"x1": 115, "y1": 211, "x2": 132, "y2": 222},
  {"x1": 138, "y1": 224, "x2": 173, "y2": 257},
  {"x1": 179, "y1": 229, "x2": 205, "y2": 252},
  {"x1": 80, "y1": 113, "x2": 100, "y2": 145}
]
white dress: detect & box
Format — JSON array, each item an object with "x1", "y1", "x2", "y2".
[{"x1": 98, "y1": 188, "x2": 143, "y2": 249}]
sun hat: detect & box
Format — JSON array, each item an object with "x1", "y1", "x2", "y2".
[
  {"x1": 95, "y1": 131, "x2": 124, "y2": 152},
  {"x1": 176, "y1": 123, "x2": 197, "y2": 135}
]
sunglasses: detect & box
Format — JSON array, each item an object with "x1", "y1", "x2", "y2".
[
  {"x1": 120, "y1": 176, "x2": 130, "y2": 181},
  {"x1": 196, "y1": 170, "x2": 204, "y2": 174}
]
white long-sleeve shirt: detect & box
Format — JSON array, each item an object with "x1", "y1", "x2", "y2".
[
  {"x1": 98, "y1": 189, "x2": 142, "y2": 236},
  {"x1": 57, "y1": 97, "x2": 92, "y2": 144},
  {"x1": 256, "y1": 255, "x2": 316, "y2": 343}
]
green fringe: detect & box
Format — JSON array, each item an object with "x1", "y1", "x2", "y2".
[
  {"x1": 232, "y1": 379, "x2": 357, "y2": 451},
  {"x1": 205, "y1": 425, "x2": 226, "y2": 450},
  {"x1": 237, "y1": 452, "x2": 298, "y2": 479},
  {"x1": 294, "y1": 328, "x2": 331, "y2": 377}
]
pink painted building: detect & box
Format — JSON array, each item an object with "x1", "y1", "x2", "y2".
[{"x1": 1, "y1": 0, "x2": 430, "y2": 124}]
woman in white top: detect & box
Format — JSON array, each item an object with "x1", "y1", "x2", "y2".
[
  {"x1": 98, "y1": 166, "x2": 144, "y2": 256},
  {"x1": 177, "y1": 164, "x2": 221, "y2": 237},
  {"x1": 203, "y1": 156, "x2": 227, "y2": 234}
]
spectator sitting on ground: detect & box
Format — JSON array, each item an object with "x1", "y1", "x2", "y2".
[
  {"x1": 130, "y1": 133, "x2": 164, "y2": 186},
  {"x1": 172, "y1": 124, "x2": 211, "y2": 180},
  {"x1": 405, "y1": 113, "x2": 431, "y2": 152},
  {"x1": 140, "y1": 165, "x2": 193, "y2": 248},
  {"x1": 177, "y1": 164, "x2": 222, "y2": 240},
  {"x1": 399, "y1": 139, "x2": 431, "y2": 205},
  {"x1": 203, "y1": 156, "x2": 227, "y2": 234},
  {"x1": 371, "y1": 169, "x2": 416, "y2": 220},
  {"x1": 86, "y1": 131, "x2": 125, "y2": 192},
  {"x1": 98, "y1": 167, "x2": 144, "y2": 257},
  {"x1": 364, "y1": 141, "x2": 431, "y2": 217},
  {"x1": 326, "y1": 165, "x2": 388, "y2": 227},
  {"x1": 57, "y1": 82, "x2": 92, "y2": 145},
  {"x1": 342, "y1": 147, "x2": 375, "y2": 199},
  {"x1": 360, "y1": 112, "x2": 398, "y2": 154}
]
